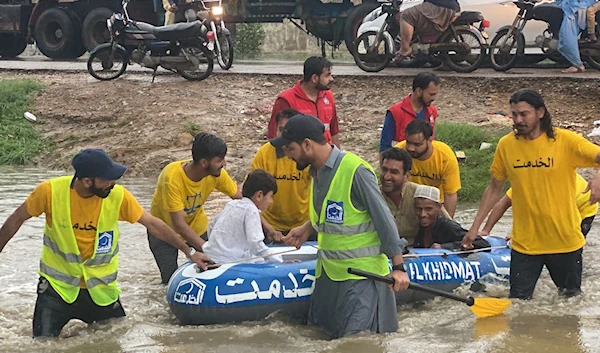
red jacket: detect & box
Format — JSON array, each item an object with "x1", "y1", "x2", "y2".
[
  {"x1": 388, "y1": 94, "x2": 437, "y2": 142},
  {"x1": 268, "y1": 81, "x2": 339, "y2": 143}
]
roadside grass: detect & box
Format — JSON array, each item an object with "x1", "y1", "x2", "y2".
[
  {"x1": 435, "y1": 122, "x2": 510, "y2": 203},
  {"x1": 0, "y1": 79, "x2": 52, "y2": 164}
]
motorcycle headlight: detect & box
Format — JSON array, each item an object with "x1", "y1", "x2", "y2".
[{"x1": 211, "y1": 6, "x2": 223, "y2": 16}]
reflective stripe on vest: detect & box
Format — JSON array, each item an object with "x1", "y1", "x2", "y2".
[
  {"x1": 39, "y1": 176, "x2": 124, "y2": 306},
  {"x1": 310, "y1": 153, "x2": 390, "y2": 281}
]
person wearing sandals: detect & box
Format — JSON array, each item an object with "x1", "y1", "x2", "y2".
[
  {"x1": 392, "y1": 0, "x2": 460, "y2": 63},
  {"x1": 585, "y1": 1, "x2": 600, "y2": 42},
  {"x1": 556, "y1": 0, "x2": 595, "y2": 73}
]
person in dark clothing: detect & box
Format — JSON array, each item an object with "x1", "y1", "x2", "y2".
[{"x1": 413, "y1": 185, "x2": 489, "y2": 250}]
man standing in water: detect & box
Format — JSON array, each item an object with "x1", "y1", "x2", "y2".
[
  {"x1": 275, "y1": 114, "x2": 409, "y2": 339},
  {"x1": 462, "y1": 89, "x2": 600, "y2": 299},
  {"x1": 0, "y1": 149, "x2": 211, "y2": 337}
]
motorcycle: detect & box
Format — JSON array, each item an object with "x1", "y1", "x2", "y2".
[
  {"x1": 353, "y1": 0, "x2": 490, "y2": 73},
  {"x1": 489, "y1": 0, "x2": 600, "y2": 71},
  {"x1": 87, "y1": 0, "x2": 214, "y2": 82},
  {"x1": 180, "y1": 0, "x2": 234, "y2": 70}
]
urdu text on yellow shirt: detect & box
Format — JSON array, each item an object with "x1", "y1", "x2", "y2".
[
  {"x1": 25, "y1": 179, "x2": 144, "y2": 287},
  {"x1": 250, "y1": 142, "x2": 311, "y2": 231},
  {"x1": 490, "y1": 129, "x2": 600, "y2": 255},
  {"x1": 395, "y1": 140, "x2": 461, "y2": 202},
  {"x1": 150, "y1": 160, "x2": 238, "y2": 236}
]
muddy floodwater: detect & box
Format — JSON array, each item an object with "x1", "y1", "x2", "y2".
[{"x1": 1, "y1": 167, "x2": 600, "y2": 353}]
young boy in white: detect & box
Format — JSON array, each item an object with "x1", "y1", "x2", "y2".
[{"x1": 202, "y1": 169, "x2": 284, "y2": 263}]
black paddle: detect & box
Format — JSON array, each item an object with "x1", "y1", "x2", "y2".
[{"x1": 347, "y1": 268, "x2": 511, "y2": 318}]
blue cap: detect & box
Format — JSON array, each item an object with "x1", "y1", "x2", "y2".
[{"x1": 71, "y1": 149, "x2": 127, "y2": 180}]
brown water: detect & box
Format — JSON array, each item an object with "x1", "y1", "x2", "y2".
[{"x1": 1, "y1": 167, "x2": 600, "y2": 353}]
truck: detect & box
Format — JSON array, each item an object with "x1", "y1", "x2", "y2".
[{"x1": 0, "y1": 0, "x2": 386, "y2": 59}]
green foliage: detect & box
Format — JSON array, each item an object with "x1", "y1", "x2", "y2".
[
  {"x1": 0, "y1": 79, "x2": 52, "y2": 164},
  {"x1": 435, "y1": 122, "x2": 510, "y2": 202},
  {"x1": 234, "y1": 23, "x2": 265, "y2": 59}
]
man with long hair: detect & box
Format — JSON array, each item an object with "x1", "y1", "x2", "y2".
[{"x1": 462, "y1": 89, "x2": 600, "y2": 299}]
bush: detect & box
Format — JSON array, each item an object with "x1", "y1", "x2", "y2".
[
  {"x1": 234, "y1": 23, "x2": 265, "y2": 59},
  {"x1": 435, "y1": 122, "x2": 510, "y2": 203},
  {"x1": 0, "y1": 79, "x2": 52, "y2": 164}
]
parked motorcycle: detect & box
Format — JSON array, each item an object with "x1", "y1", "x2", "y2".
[
  {"x1": 352, "y1": 0, "x2": 490, "y2": 73},
  {"x1": 489, "y1": 0, "x2": 600, "y2": 71},
  {"x1": 87, "y1": 0, "x2": 213, "y2": 82},
  {"x1": 180, "y1": 0, "x2": 234, "y2": 70}
]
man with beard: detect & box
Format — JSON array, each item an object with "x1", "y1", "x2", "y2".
[
  {"x1": 275, "y1": 114, "x2": 410, "y2": 339},
  {"x1": 395, "y1": 119, "x2": 461, "y2": 217},
  {"x1": 250, "y1": 108, "x2": 312, "y2": 238},
  {"x1": 0, "y1": 149, "x2": 211, "y2": 338},
  {"x1": 379, "y1": 73, "x2": 440, "y2": 159},
  {"x1": 380, "y1": 147, "x2": 451, "y2": 246},
  {"x1": 147, "y1": 133, "x2": 242, "y2": 284},
  {"x1": 267, "y1": 56, "x2": 341, "y2": 148},
  {"x1": 462, "y1": 89, "x2": 600, "y2": 300}
]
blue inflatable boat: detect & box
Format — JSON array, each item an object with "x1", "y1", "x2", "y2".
[{"x1": 167, "y1": 236, "x2": 510, "y2": 325}]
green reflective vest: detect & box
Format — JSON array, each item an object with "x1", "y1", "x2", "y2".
[
  {"x1": 310, "y1": 153, "x2": 390, "y2": 281},
  {"x1": 39, "y1": 176, "x2": 123, "y2": 306}
]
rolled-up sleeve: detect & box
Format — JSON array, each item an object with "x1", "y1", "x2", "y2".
[{"x1": 351, "y1": 165, "x2": 407, "y2": 258}]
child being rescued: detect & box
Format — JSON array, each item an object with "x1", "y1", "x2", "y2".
[{"x1": 202, "y1": 169, "x2": 284, "y2": 264}]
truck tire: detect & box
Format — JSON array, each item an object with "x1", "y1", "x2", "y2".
[
  {"x1": 34, "y1": 7, "x2": 78, "y2": 59},
  {"x1": 0, "y1": 34, "x2": 28, "y2": 58},
  {"x1": 82, "y1": 7, "x2": 114, "y2": 52},
  {"x1": 343, "y1": 2, "x2": 379, "y2": 54},
  {"x1": 63, "y1": 9, "x2": 87, "y2": 59}
]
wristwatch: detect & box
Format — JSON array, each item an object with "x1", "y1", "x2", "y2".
[
  {"x1": 186, "y1": 247, "x2": 197, "y2": 259},
  {"x1": 392, "y1": 263, "x2": 407, "y2": 272}
]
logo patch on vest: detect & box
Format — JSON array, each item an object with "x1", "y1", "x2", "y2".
[
  {"x1": 323, "y1": 97, "x2": 330, "y2": 105},
  {"x1": 325, "y1": 201, "x2": 344, "y2": 224},
  {"x1": 97, "y1": 231, "x2": 114, "y2": 255}
]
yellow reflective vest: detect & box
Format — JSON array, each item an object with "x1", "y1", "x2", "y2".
[
  {"x1": 39, "y1": 176, "x2": 123, "y2": 306},
  {"x1": 310, "y1": 153, "x2": 389, "y2": 281}
]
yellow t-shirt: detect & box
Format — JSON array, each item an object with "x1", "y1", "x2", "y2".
[
  {"x1": 250, "y1": 142, "x2": 311, "y2": 231},
  {"x1": 506, "y1": 173, "x2": 598, "y2": 220},
  {"x1": 150, "y1": 160, "x2": 238, "y2": 236},
  {"x1": 25, "y1": 179, "x2": 144, "y2": 287},
  {"x1": 395, "y1": 140, "x2": 461, "y2": 202},
  {"x1": 490, "y1": 128, "x2": 600, "y2": 255}
]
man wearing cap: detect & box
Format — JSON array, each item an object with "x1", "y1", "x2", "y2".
[
  {"x1": 0, "y1": 148, "x2": 211, "y2": 338},
  {"x1": 277, "y1": 114, "x2": 410, "y2": 339},
  {"x1": 267, "y1": 56, "x2": 341, "y2": 148},
  {"x1": 413, "y1": 185, "x2": 489, "y2": 249}
]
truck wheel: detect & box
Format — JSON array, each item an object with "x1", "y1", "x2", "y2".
[
  {"x1": 82, "y1": 7, "x2": 114, "y2": 52},
  {"x1": 34, "y1": 8, "x2": 78, "y2": 59},
  {"x1": 63, "y1": 9, "x2": 87, "y2": 59},
  {"x1": 343, "y1": 2, "x2": 379, "y2": 54},
  {"x1": 0, "y1": 34, "x2": 28, "y2": 58}
]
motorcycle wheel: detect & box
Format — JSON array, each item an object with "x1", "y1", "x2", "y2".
[
  {"x1": 217, "y1": 34, "x2": 234, "y2": 70},
  {"x1": 177, "y1": 43, "x2": 214, "y2": 81},
  {"x1": 353, "y1": 31, "x2": 392, "y2": 72},
  {"x1": 488, "y1": 28, "x2": 525, "y2": 72},
  {"x1": 442, "y1": 27, "x2": 486, "y2": 73},
  {"x1": 87, "y1": 45, "x2": 128, "y2": 81}
]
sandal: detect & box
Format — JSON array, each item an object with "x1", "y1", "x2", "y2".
[
  {"x1": 561, "y1": 66, "x2": 585, "y2": 73},
  {"x1": 391, "y1": 52, "x2": 415, "y2": 64}
]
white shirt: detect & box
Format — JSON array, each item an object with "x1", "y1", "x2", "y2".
[{"x1": 202, "y1": 197, "x2": 284, "y2": 264}]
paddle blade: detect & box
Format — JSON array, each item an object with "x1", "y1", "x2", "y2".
[{"x1": 470, "y1": 298, "x2": 511, "y2": 318}]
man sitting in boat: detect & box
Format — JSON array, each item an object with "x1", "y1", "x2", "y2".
[
  {"x1": 202, "y1": 169, "x2": 284, "y2": 264},
  {"x1": 479, "y1": 173, "x2": 598, "y2": 239},
  {"x1": 413, "y1": 185, "x2": 489, "y2": 250},
  {"x1": 380, "y1": 147, "x2": 451, "y2": 246},
  {"x1": 249, "y1": 108, "x2": 312, "y2": 241}
]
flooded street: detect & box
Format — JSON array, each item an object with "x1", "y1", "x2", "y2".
[{"x1": 1, "y1": 167, "x2": 600, "y2": 353}]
